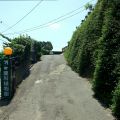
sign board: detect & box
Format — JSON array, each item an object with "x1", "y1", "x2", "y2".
[{"x1": 1, "y1": 57, "x2": 12, "y2": 100}]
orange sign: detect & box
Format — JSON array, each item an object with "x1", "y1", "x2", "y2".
[{"x1": 4, "y1": 47, "x2": 13, "y2": 55}]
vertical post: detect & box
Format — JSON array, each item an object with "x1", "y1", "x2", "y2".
[
  {"x1": 1, "y1": 47, "x2": 13, "y2": 100},
  {"x1": 1, "y1": 56, "x2": 12, "y2": 100}
]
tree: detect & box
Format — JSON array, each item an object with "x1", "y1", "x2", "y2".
[
  {"x1": 31, "y1": 40, "x2": 42, "y2": 61},
  {"x1": 41, "y1": 41, "x2": 53, "y2": 55},
  {"x1": 0, "y1": 33, "x2": 11, "y2": 42},
  {"x1": 85, "y1": 3, "x2": 93, "y2": 11},
  {"x1": 4, "y1": 35, "x2": 32, "y2": 63},
  {"x1": 42, "y1": 41, "x2": 53, "y2": 51}
]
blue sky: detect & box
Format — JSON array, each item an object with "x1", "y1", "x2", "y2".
[{"x1": 0, "y1": 0, "x2": 97, "y2": 51}]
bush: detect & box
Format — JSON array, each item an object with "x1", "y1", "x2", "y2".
[
  {"x1": 92, "y1": 0, "x2": 120, "y2": 104},
  {"x1": 65, "y1": 0, "x2": 108, "y2": 77},
  {"x1": 111, "y1": 81, "x2": 120, "y2": 118},
  {"x1": 64, "y1": 0, "x2": 120, "y2": 117}
]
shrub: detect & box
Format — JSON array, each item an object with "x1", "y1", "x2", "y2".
[
  {"x1": 111, "y1": 81, "x2": 120, "y2": 118},
  {"x1": 64, "y1": 0, "x2": 120, "y2": 117},
  {"x1": 92, "y1": 0, "x2": 120, "y2": 104}
]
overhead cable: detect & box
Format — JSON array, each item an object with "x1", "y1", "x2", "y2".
[
  {"x1": 4, "y1": 0, "x2": 95, "y2": 35},
  {"x1": 5, "y1": 9, "x2": 85, "y2": 35},
  {"x1": 2, "y1": 0, "x2": 43, "y2": 33}
]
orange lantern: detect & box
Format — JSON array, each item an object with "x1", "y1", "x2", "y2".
[{"x1": 4, "y1": 47, "x2": 13, "y2": 56}]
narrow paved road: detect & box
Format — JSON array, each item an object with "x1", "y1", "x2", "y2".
[{"x1": 0, "y1": 55, "x2": 114, "y2": 120}]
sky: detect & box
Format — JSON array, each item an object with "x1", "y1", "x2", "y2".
[{"x1": 0, "y1": 0, "x2": 97, "y2": 51}]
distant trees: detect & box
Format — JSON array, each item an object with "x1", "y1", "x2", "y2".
[
  {"x1": 1, "y1": 34, "x2": 53, "y2": 64},
  {"x1": 4, "y1": 35, "x2": 32, "y2": 63},
  {"x1": 30, "y1": 40, "x2": 53, "y2": 62},
  {"x1": 41, "y1": 41, "x2": 53, "y2": 55},
  {"x1": 32, "y1": 40, "x2": 42, "y2": 61},
  {"x1": 64, "y1": 0, "x2": 120, "y2": 118},
  {"x1": 42, "y1": 41, "x2": 53, "y2": 51}
]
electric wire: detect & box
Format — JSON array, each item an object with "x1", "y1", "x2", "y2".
[
  {"x1": 4, "y1": 0, "x2": 95, "y2": 35},
  {"x1": 5, "y1": 9, "x2": 86, "y2": 35},
  {"x1": 2, "y1": 0, "x2": 43, "y2": 33}
]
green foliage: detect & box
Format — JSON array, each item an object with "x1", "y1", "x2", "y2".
[
  {"x1": 111, "y1": 81, "x2": 120, "y2": 118},
  {"x1": 0, "y1": 52, "x2": 4, "y2": 58},
  {"x1": 43, "y1": 41, "x2": 53, "y2": 51},
  {"x1": 2, "y1": 34, "x2": 53, "y2": 63},
  {"x1": 4, "y1": 35, "x2": 32, "y2": 63},
  {"x1": 41, "y1": 41, "x2": 53, "y2": 55},
  {"x1": 34, "y1": 41, "x2": 42, "y2": 61},
  {"x1": 65, "y1": 0, "x2": 120, "y2": 117},
  {"x1": 65, "y1": 0, "x2": 107, "y2": 77},
  {"x1": 85, "y1": 3, "x2": 93, "y2": 11},
  {"x1": 31, "y1": 40, "x2": 42, "y2": 62},
  {"x1": 0, "y1": 33, "x2": 11, "y2": 42},
  {"x1": 92, "y1": 0, "x2": 120, "y2": 104},
  {"x1": 65, "y1": 28, "x2": 81, "y2": 72}
]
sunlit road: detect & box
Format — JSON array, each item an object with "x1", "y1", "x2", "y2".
[{"x1": 0, "y1": 55, "x2": 114, "y2": 120}]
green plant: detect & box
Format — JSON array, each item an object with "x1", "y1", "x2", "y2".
[
  {"x1": 111, "y1": 81, "x2": 120, "y2": 118},
  {"x1": 92, "y1": 0, "x2": 120, "y2": 104}
]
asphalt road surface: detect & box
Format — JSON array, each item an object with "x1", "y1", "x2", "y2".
[{"x1": 0, "y1": 55, "x2": 114, "y2": 120}]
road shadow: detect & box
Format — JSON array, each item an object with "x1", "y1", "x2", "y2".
[
  {"x1": 92, "y1": 94, "x2": 109, "y2": 108},
  {"x1": 92, "y1": 91, "x2": 119, "y2": 120},
  {"x1": 0, "y1": 99, "x2": 11, "y2": 106},
  {"x1": 0, "y1": 62, "x2": 32, "y2": 107}
]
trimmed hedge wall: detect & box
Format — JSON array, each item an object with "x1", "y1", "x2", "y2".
[{"x1": 64, "y1": 0, "x2": 120, "y2": 118}]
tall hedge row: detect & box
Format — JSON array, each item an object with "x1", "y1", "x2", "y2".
[
  {"x1": 65, "y1": 0, "x2": 107, "y2": 77},
  {"x1": 64, "y1": 0, "x2": 120, "y2": 118},
  {"x1": 93, "y1": 0, "x2": 120, "y2": 104}
]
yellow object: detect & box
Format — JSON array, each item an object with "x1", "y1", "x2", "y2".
[{"x1": 4, "y1": 47, "x2": 13, "y2": 55}]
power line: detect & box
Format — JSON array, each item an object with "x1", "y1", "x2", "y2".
[
  {"x1": 4, "y1": 0, "x2": 95, "y2": 35},
  {"x1": 2, "y1": 0, "x2": 43, "y2": 33},
  {"x1": 5, "y1": 7, "x2": 85, "y2": 35},
  {"x1": 5, "y1": 9, "x2": 86, "y2": 35}
]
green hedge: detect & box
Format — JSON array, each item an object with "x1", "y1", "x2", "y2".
[
  {"x1": 65, "y1": 0, "x2": 108, "y2": 77},
  {"x1": 64, "y1": 0, "x2": 120, "y2": 118},
  {"x1": 92, "y1": 0, "x2": 120, "y2": 104},
  {"x1": 111, "y1": 81, "x2": 120, "y2": 118}
]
